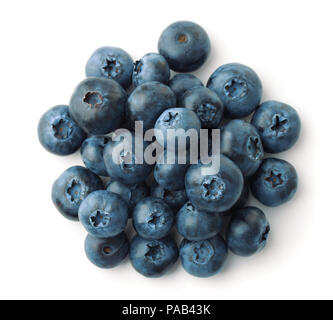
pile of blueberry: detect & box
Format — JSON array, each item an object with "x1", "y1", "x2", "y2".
[{"x1": 38, "y1": 21, "x2": 300, "y2": 278}]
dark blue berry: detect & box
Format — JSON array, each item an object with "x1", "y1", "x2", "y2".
[
  {"x1": 127, "y1": 81, "x2": 176, "y2": 131},
  {"x1": 69, "y1": 78, "x2": 127, "y2": 135},
  {"x1": 85, "y1": 46, "x2": 133, "y2": 89},
  {"x1": 176, "y1": 202, "x2": 224, "y2": 241},
  {"x1": 227, "y1": 207, "x2": 270, "y2": 257},
  {"x1": 38, "y1": 105, "x2": 86, "y2": 156},
  {"x1": 84, "y1": 232, "x2": 129, "y2": 268},
  {"x1": 103, "y1": 131, "x2": 153, "y2": 185},
  {"x1": 79, "y1": 190, "x2": 129, "y2": 238},
  {"x1": 158, "y1": 21, "x2": 210, "y2": 72},
  {"x1": 132, "y1": 197, "x2": 174, "y2": 240},
  {"x1": 180, "y1": 235, "x2": 228, "y2": 278},
  {"x1": 251, "y1": 100, "x2": 301, "y2": 153},
  {"x1": 132, "y1": 53, "x2": 170, "y2": 87},
  {"x1": 130, "y1": 235, "x2": 178, "y2": 277},
  {"x1": 207, "y1": 63, "x2": 262, "y2": 118},
  {"x1": 51, "y1": 166, "x2": 104, "y2": 220},
  {"x1": 80, "y1": 135, "x2": 110, "y2": 176},
  {"x1": 185, "y1": 155, "x2": 244, "y2": 213},
  {"x1": 220, "y1": 119, "x2": 264, "y2": 177},
  {"x1": 250, "y1": 158, "x2": 298, "y2": 207}
]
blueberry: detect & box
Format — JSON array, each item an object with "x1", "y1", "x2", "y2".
[
  {"x1": 38, "y1": 105, "x2": 86, "y2": 156},
  {"x1": 154, "y1": 107, "x2": 201, "y2": 149},
  {"x1": 224, "y1": 181, "x2": 250, "y2": 215},
  {"x1": 251, "y1": 100, "x2": 301, "y2": 153},
  {"x1": 79, "y1": 190, "x2": 129, "y2": 238},
  {"x1": 84, "y1": 232, "x2": 129, "y2": 269},
  {"x1": 154, "y1": 150, "x2": 190, "y2": 191},
  {"x1": 80, "y1": 135, "x2": 110, "y2": 176},
  {"x1": 176, "y1": 202, "x2": 224, "y2": 241},
  {"x1": 227, "y1": 207, "x2": 270, "y2": 257},
  {"x1": 133, "y1": 197, "x2": 174, "y2": 240},
  {"x1": 185, "y1": 155, "x2": 244, "y2": 213},
  {"x1": 180, "y1": 235, "x2": 228, "y2": 278},
  {"x1": 106, "y1": 180, "x2": 149, "y2": 211},
  {"x1": 168, "y1": 74, "x2": 203, "y2": 104},
  {"x1": 130, "y1": 235, "x2": 178, "y2": 277},
  {"x1": 250, "y1": 158, "x2": 298, "y2": 207},
  {"x1": 158, "y1": 21, "x2": 210, "y2": 72},
  {"x1": 150, "y1": 182, "x2": 188, "y2": 212},
  {"x1": 69, "y1": 77, "x2": 127, "y2": 135},
  {"x1": 220, "y1": 120, "x2": 264, "y2": 177},
  {"x1": 132, "y1": 53, "x2": 170, "y2": 87},
  {"x1": 207, "y1": 63, "x2": 262, "y2": 118},
  {"x1": 180, "y1": 86, "x2": 224, "y2": 129},
  {"x1": 103, "y1": 131, "x2": 153, "y2": 184},
  {"x1": 51, "y1": 166, "x2": 104, "y2": 220},
  {"x1": 85, "y1": 46, "x2": 133, "y2": 89},
  {"x1": 127, "y1": 81, "x2": 176, "y2": 131}
]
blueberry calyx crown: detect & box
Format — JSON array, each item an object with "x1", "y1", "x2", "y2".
[
  {"x1": 89, "y1": 210, "x2": 111, "y2": 228},
  {"x1": 192, "y1": 240, "x2": 214, "y2": 265},
  {"x1": 52, "y1": 118, "x2": 73, "y2": 140},
  {"x1": 224, "y1": 77, "x2": 248, "y2": 100},
  {"x1": 66, "y1": 178, "x2": 84, "y2": 204},
  {"x1": 83, "y1": 91, "x2": 104, "y2": 108},
  {"x1": 196, "y1": 103, "x2": 217, "y2": 124},
  {"x1": 264, "y1": 170, "x2": 284, "y2": 188},
  {"x1": 270, "y1": 114, "x2": 288, "y2": 137},
  {"x1": 102, "y1": 57, "x2": 121, "y2": 78},
  {"x1": 163, "y1": 111, "x2": 180, "y2": 126},
  {"x1": 147, "y1": 209, "x2": 166, "y2": 229},
  {"x1": 201, "y1": 176, "x2": 225, "y2": 201},
  {"x1": 145, "y1": 242, "x2": 165, "y2": 262},
  {"x1": 247, "y1": 136, "x2": 263, "y2": 161}
]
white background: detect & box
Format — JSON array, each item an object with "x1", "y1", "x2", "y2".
[{"x1": 0, "y1": 0, "x2": 331, "y2": 300}]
